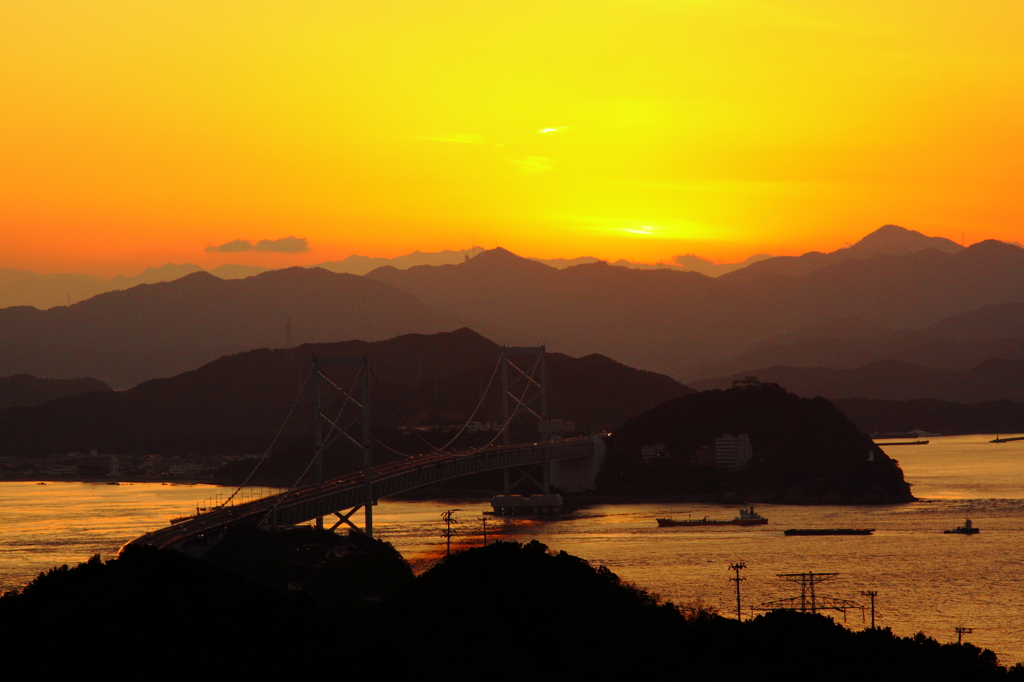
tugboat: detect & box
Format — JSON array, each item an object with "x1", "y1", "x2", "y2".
[
  {"x1": 944, "y1": 519, "x2": 980, "y2": 535},
  {"x1": 657, "y1": 507, "x2": 768, "y2": 527}
]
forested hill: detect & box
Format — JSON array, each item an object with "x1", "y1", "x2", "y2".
[{"x1": 599, "y1": 382, "x2": 913, "y2": 504}]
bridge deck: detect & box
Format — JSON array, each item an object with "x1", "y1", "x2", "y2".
[{"x1": 132, "y1": 437, "x2": 596, "y2": 550}]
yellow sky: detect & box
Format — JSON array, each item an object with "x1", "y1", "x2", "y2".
[{"x1": 1, "y1": 1, "x2": 1021, "y2": 276}]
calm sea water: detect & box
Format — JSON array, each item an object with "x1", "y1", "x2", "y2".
[{"x1": 2, "y1": 434, "x2": 1023, "y2": 664}]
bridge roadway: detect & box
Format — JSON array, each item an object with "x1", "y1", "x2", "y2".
[{"x1": 131, "y1": 436, "x2": 597, "y2": 550}]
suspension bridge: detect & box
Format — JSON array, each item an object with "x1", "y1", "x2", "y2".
[{"x1": 130, "y1": 346, "x2": 606, "y2": 553}]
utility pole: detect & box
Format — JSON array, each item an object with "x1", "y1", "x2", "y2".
[
  {"x1": 441, "y1": 509, "x2": 459, "y2": 556},
  {"x1": 956, "y1": 627, "x2": 974, "y2": 645},
  {"x1": 480, "y1": 516, "x2": 488, "y2": 546},
  {"x1": 729, "y1": 562, "x2": 746, "y2": 621},
  {"x1": 861, "y1": 590, "x2": 878, "y2": 629}
]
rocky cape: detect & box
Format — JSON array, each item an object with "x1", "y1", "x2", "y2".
[{"x1": 598, "y1": 382, "x2": 914, "y2": 504}]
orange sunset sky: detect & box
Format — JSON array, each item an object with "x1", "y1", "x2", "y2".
[{"x1": 1, "y1": 1, "x2": 1022, "y2": 277}]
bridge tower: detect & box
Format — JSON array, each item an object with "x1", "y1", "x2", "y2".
[
  {"x1": 312, "y1": 355, "x2": 374, "y2": 537},
  {"x1": 492, "y1": 346, "x2": 563, "y2": 515}
]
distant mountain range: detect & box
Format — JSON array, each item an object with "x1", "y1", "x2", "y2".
[
  {"x1": 4, "y1": 225, "x2": 1023, "y2": 400},
  {"x1": 0, "y1": 374, "x2": 111, "y2": 411},
  {"x1": 0, "y1": 329, "x2": 692, "y2": 456},
  {"x1": 688, "y1": 358, "x2": 1024, "y2": 404},
  {"x1": 681, "y1": 302, "x2": 1024, "y2": 381},
  {"x1": 1, "y1": 249, "x2": 763, "y2": 310},
  {"x1": 719, "y1": 224, "x2": 963, "y2": 282},
  {"x1": 0, "y1": 268, "x2": 472, "y2": 388},
  {"x1": 833, "y1": 397, "x2": 1024, "y2": 436},
  {"x1": 366, "y1": 230, "x2": 1024, "y2": 378}
]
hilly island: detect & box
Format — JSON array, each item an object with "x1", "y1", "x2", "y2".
[{"x1": 600, "y1": 381, "x2": 913, "y2": 504}]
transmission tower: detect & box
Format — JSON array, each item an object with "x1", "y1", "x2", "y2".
[{"x1": 759, "y1": 572, "x2": 860, "y2": 616}]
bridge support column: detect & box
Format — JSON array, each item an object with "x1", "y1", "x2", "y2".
[
  {"x1": 313, "y1": 357, "x2": 324, "y2": 530},
  {"x1": 362, "y1": 355, "x2": 373, "y2": 538}
]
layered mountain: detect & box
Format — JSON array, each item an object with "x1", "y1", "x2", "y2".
[
  {"x1": 0, "y1": 263, "x2": 209, "y2": 309},
  {"x1": 0, "y1": 268, "x2": 470, "y2": 388},
  {"x1": 366, "y1": 236, "x2": 1024, "y2": 377},
  {"x1": 6, "y1": 226, "x2": 1023, "y2": 393},
  {"x1": 0, "y1": 329, "x2": 692, "y2": 456},
  {"x1": 680, "y1": 302, "x2": 1024, "y2": 381},
  {"x1": 0, "y1": 374, "x2": 111, "y2": 411},
  {"x1": 597, "y1": 382, "x2": 913, "y2": 503},
  {"x1": 720, "y1": 224, "x2": 963, "y2": 281},
  {"x1": 833, "y1": 397, "x2": 1024, "y2": 436},
  {"x1": 688, "y1": 359, "x2": 1024, "y2": 403}
]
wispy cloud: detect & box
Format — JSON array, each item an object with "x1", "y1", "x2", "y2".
[
  {"x1": 537, "y1": 126, "x2": 570, "y2": 134},
  {"x1": 513, "y1": 156, "x2": 555, "y2": 174}
]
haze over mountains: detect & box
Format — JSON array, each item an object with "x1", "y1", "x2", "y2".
[
  {"x1": 1, "y1": 249, "x2": 765, "y2": 310},
  {"x1": 0, "y1": 268, "x2": 473, "y2": 388},
  {"x1": 689, "y1": 358, "x2": 1024, "y2": 404},
  {"x1": 367, "y1": 229, "x2": 1024, "y2": 378},
  {"x1": 3, "y1": 225, "x2": 1023, "y2": 409}
]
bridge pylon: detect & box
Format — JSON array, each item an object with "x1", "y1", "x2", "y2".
[
  {"x1": 312, "y1": 354, "x2": 374, "y2": 537},
  {"x1": 494, "y1": 346, "x2": 565, "y2": 514}
]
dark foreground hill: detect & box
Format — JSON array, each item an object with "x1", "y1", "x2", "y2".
[
  {"x1": 0, "y1": 328, "x2": 691, "y2": 458},
  {"x1": 1, "y1": 539, "x2": 1017, "y2": 678},
  {"x1": 0, "y1": 374, "x2": 111, "y2": 410},
  {"x1": 599, "y1": 382, "x2": 913, "y2": 503},
  {"x1": 0, "y1": 267, "x2": 471, "y2": 388}
]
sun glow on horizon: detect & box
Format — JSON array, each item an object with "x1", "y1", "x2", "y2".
[{"x1": 1, "y1": 1, "x2": 1021, "y2": 275}]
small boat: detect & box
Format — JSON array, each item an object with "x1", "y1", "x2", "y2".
[
  {"x1": 875, "y1": 440, "x2": 929, "y2": 446},
  {"x1": 657, "y1": 507, "x2": 768, "y2": 527},
  {"x1": 991, "y1": 435, "x2": 1024, "y2": 443},
  {"x1": 784, "y1": 528, "x2": 874, "y2": 536},
  {"x1": 944, "y1": 519, "x2": 979, "y2": 535}
]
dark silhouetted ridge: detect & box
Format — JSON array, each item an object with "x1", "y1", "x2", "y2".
[
  {"x1": 0, "y1": 329, "x2": 691, "y2": 457},
  {"x1": 0, "y1": 374, "x2": 112, "y2": 410}
]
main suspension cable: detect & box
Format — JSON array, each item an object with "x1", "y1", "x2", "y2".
[{"x1": 220, "y1": 363, "x2": 315, "y2": 508}]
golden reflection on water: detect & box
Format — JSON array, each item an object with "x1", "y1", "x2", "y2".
[{"x1": 2, "y1": 435, "x2": 1024, "y2": 664}]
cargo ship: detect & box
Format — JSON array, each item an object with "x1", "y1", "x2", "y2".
[
  {"x1": 783, "y1": 528, "x2": 874, "y2": 536},
  {"x1": 656, "y1": 507, "x2": 768, "y2": 527},
  {"x1": 944, "y1": 519, "x2": 979, "y2": 535}
]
